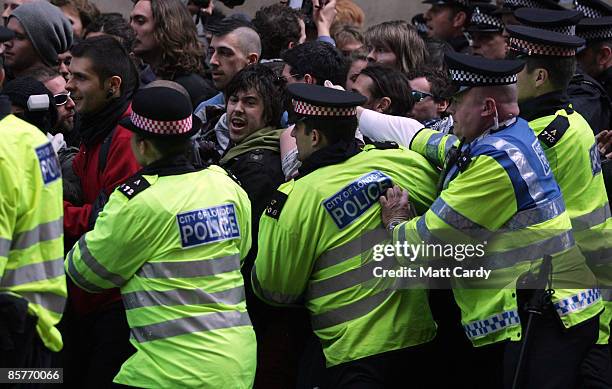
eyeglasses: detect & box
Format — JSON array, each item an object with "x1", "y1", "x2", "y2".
[
  {"x1": 279, "y1": 73, "x2": 303, "y2": 83},
  {"x1": 411, "y1": 90, "x2": 434, "y2": 102},
  {"x1": 53, "y1": 92, "x2": 71, "y2": 106}
]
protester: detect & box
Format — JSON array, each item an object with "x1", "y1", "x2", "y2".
[
  {"x1": 50, "y1": 0, "x2": 99, "y2": 39},
  {"x1": 364, "y1": 20, "x2": 427, "y2": 74}
]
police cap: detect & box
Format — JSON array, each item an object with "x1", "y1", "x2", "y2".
[
  {"x1": 513, "y1": 8, "x2": 583, "y2": 36},
  {"x1": 577, "y1": 16, "x2": 612, "y2": 43},
  {"x1": 506, "y1": 24, "x2": 585, "y2": 57},
  {"x1": 498, "y1": 0, "x2": 566, "y2": 12},
  {"x1": 575, "y1": 0, "x2": 612, "y2": 18},
  {"x1": 445, "y1": 50, "x2": 525, "y2": 93},
  {"x1": 288, "y1": 84, "x2": 367, "y2": 119},
  {"x1": 120, "y1": 86, "x2": 201, "y2": 138},
  {"x1": 467, "y1": 3, "x2": 505, "y2": 33}
]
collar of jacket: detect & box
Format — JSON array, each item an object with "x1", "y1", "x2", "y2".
[
  {"x1": 296, "y1": 138, "x2": 361, "y2": 179},
  {"x1": 519, "y1": 90, "x2": 570, "y2": 122},
  {"x1": 78, "y1": 95, "x2": 131, "y2": 147},
  {"x1": 141, "y1": 153, "x2": 202, "y2": 177},
  {"x1": 219, "y1": 126, "x2": 283, "y2": 165}
]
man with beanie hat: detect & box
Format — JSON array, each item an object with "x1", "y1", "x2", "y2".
[{"x1": 4, "y1": 0, "x2": 72, "y2": 77}]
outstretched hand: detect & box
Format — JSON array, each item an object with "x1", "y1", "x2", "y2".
[
  {"x1": 596, "y1": 130, "x2": 612, "y2": 159},
  {"x1": 312, "y1": 0, "x2": 337, "y2": 37}
]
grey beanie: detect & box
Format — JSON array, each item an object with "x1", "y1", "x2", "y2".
[{"x1": 10, "y1": 1, "x2": 73, "y2": 68}]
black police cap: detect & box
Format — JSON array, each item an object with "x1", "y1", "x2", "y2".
[
  {"x1": 575, "y1": 0, "x2": 612, "y2": 18},
  {"x1": 445, "y1": 50, "x2": 525, "y2": 92},
  {"x1": 287, "y1": 84, "x2": 367, "y2": 119},
  {"x1": 577, "y1": 16, "x2": 612, "y2": 43},
  {"x1": 507, "y1": 24, "x2": 585, "y2": 57},
  {"x1": 513, "y1": 8, "x2": 583, "y2": 35},
  {"x1": 496, "y1": 0, "x2": 566, "y2": 13},
  {"x1": 120, "y1": 87, "x2": 201, "y2": 138},
  {"x1": 468, "y1": 3, "x2": 505, "y2": 33}
]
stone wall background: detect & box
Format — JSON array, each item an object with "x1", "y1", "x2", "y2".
[{"x1": 92, "y1": 0, "x2": 429, "y2": 28}]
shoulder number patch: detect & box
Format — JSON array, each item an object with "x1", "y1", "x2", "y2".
[
  {"x1": 537, "y1": 115, "x2": 569, "y2": 148},
  {"x1": 118, "y1": 174, "x2": 150, "y2": 199},
  {"x1": 323, "y1": 170, "x2": 392, "y2": 229},
  {"x1": 177, "y1": 204, "x2": 241, "y2": 248},
  {"x1": 36, "y1": 142, "x2": 61, "y2": 185},
  {"x1": 265, "y1": 190, "x2": 288, "y2": 220}
]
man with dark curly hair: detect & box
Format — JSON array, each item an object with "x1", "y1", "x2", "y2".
[
  {"x1": 252, "y1": 3, "x2": 304, "y2": 61},
  {"x1": 130, "y1": 0, "x2": 216, "y2": 108}
]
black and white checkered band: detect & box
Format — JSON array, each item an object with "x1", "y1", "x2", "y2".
[
  {"x1": 130, "y1": 112, "x2": 193, "y2": 134},
  {"x1": 449, "y1": 68, "x2": 518, "y2": 86},
  {"x1": 544, "y1": 25, "x2": 576, "y2": 36},
  {"x1": 578, "y1": 27, "x2": 612, "y2": 41},
  {"x1": 292, "y1": 100, "x2": 358, "y2": 117},
  {"x1": 509, "y1": 36, "x2": 577, "y2": 56},
  {"x1": 471, "y1": 8, "x2": 504, "y2": 30},
  {"x1": 576, "y1": 4, "x2": 605, "y2": 18},
  {"x1": 504, "y1": 0, "x2": 542, "y2": 9}
]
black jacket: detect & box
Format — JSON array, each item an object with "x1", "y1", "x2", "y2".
[{"x1": 568, "y1": 69, "x2": 611, "y2": 134}]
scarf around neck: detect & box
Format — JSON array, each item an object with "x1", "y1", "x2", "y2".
[
  {"x1": 78, "y1": 94, "x2": 130, "y2": 147},
  {"x1": 220, "y1": 126, "x2": 283, "y2": 165}
]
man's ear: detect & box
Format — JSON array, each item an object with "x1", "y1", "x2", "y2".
[
  {"x1": 311, "y1": 128, "x2": 322, "y2": 147},
  {"x1": 288, "y1": 41, "x2": 297, "y2": 49},
  {"x1": 598, "y1": 45, "x2": 612, "y2": 67},
  {"x1": 534, "y1": 67, "x2": 548, "y2": 88},
  {"x1": 304, "y1": 74, "x2": 316, "y2": 85},
  {"x1": 481, "y1": 97, "x2": 496, "y2": 117},
  {"x1": 247, "y1": 53, "x2": 259, "y2": 65},
  {"x1": 375, "y1": 97, "x2": 391, "y2": 114},
  {"x1": 105, "y1": 75, "x2": 122, "y2": 98},
  {"x1": 452, "y1": 11, "x2": 467, "y2": 29}
]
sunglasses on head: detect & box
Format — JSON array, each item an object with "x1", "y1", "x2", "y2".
[
  {"x1": 411, "y1": 90, "x2": 434, "y2": 102},
  {"x1": 53, "y1": 92, "x2": 71, "y2": 106}
]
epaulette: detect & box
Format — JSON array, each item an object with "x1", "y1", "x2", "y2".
[
  {"x1": 118, "y1": 173, "x2": 151, "y2": 200},
  {"x1": 265, "y1": 190, "x2": 288, "y2": 220},
  {"x1": 538, "y1": 115, "x2": 570, "y2": 148},
  {"x1": 370, "y1": 141, "x2": 400, "y2": 150}
]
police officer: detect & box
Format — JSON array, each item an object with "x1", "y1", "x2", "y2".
[
  {"x1": 0, "y1": 23, "x2": 66, "y2": 372},
  {"x1": 506, "y1": 20, "x2": 612, "y2": 384},
  {"x1": 577, "y1": 16, "x2": 612, "y2": 107},
  {"x1": 252, "y1": 84, "x2": 441, "y2": 388},
  {"x1": 64, "y1": 85, "x2": 256, "y2": 388},
  {"x1": 511, "y1": 7, "x2": 612, "y2": 136},
  {"x1": 466, "y1": 3, "x2": 507, "y2": 60},
  {"x1": 422, "y1": 0, "x2": 472, "y2": 53},
  {"x1": 381, "y1": 51, "x2": 603, "y2": 388}
]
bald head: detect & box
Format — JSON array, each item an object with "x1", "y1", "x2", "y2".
[{"x1": 209, "y1": 23, "x2": 261, "y2": 90}]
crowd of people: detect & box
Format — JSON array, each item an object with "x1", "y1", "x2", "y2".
[{"x1": 1, "y1": 0, "x2": 612, "y2": 388}]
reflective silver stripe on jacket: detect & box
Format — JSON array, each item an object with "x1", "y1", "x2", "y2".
[
  {"x1": 314, "y1": 228, "x2": 388, "y2": 272},
  {"x1": 503, "y1": 196, "x2": 565, "y2": 230},
  {"x1": 78, "y1": 236, "x2": 127, "y2": 287},
  {"x1": 123, "y1": 285, "x2": 245, "y2": 310},
  {"x1": 19, "y1": 291, "x2": 66, "y2": 314},
  {"x1": 0, "y1": 238, "x2": 10, "y2": 258},
  {"x1": 310, "y1": 289, "x2": 393, "y2": 331},
  {"x1": 251, "y1": 264, "x2": 303, "y2": 304},
  {"x1": 137, "y1": 254, "x2": 240, "y2": 279},
  {"x1": 65, "y1": 247, "x2": 106, "y2": 292},
  {"x1": 425, "y1": 132, "x2": 445, "y2": 161},
  {"x1": 463, "y1": 309, "x2": 521, "y2": 340},
  {"x1": 554, "y1": 288, "x2": 602, "y2": 316},
  {"x1": 130, "y1": 310, "x2": 251, "y2": 343},
  {"x1": 467, "y1": 230, "x2": 575, "y2": 271},
  {"x1": 0, "y1": 258, "x2": 64, "y2": 288},
  {"x1": 307, "y1": 255, "x2": 395, "y2": 301},
  {"x1": 571, "y1": 203, "x2": 611, "y2": 232},
  {"x1": 479, "y1": 137, "x2": 546, "y2": 203},
  {"x1": 11, "y1": 218, "x2": 63, "y2": 251},
  {"x1": 430, "y1": 198, "x2": 492, "y2": 239}
]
